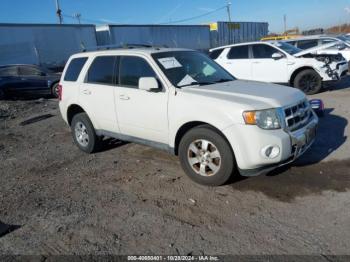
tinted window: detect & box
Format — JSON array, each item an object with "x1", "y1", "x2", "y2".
[
  {"x1": 0, "y1": 67, "x2": 18, "y2": 76},
  {"x1": 228, "y1": 45, "x2": 249, "y2": 59},
  {"x1": 252, "y1": 44, "x2": 278, "y2": 59},
  {"x1": 87, "y1": 56, "x2": 117, "y2": 85},
  {"x1": 209, "y1": 49, "x2": 224, "y2": 60},
  {"x1": 119, "y1": 56, "x2": 156, "y2": 88},
  {"x1": 64, "y1": 57, "x2": 88, "y2": 81},
  {"x1": 297, "y1": 40, "x2": 318, "y2": 50},
  {"x1": 19, "y1": 66, "x2": 42, "y2": 76}
]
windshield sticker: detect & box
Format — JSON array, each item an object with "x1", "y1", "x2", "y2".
[
  {"x1": 158, "y1": 57, "x2": 182, "y2": 69},
  {"x1": 177, "y1": 74, "x2": 197, "y2": 87}
]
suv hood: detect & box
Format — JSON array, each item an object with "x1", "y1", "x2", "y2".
[
  {"x1": 294, "y1": 42, "x2": 342, "y2": 57},
  {"x1": 180, "y1": 80, "x2": 305, "y2": 109}
]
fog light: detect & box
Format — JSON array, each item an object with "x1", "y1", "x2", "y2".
[{"x1": 262, "y1": 145, "x2": 280, "y2": 159}]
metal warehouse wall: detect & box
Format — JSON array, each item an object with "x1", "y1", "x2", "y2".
[
  {"x1": 211, "y1": 22, "x2": 269, "y2": 47},
  {"x1": 96, "y1": 25, "x2": 211, "y2": 51},
  {"x1": 0, "y1": 24, "x2": 97, "y2": 69}
]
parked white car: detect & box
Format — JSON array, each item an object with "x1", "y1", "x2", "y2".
[
  {"x1": 210, "y1": 41, "x2": 348, "y2": 94},
  {"x1": 283, "y1": 35, "x2": 350, "y2": 62},
  {"x1": 59, "y1": 47, "x2": 318, "y2": 186}
]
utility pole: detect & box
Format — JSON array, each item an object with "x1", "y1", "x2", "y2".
[
  {"x1": 226, "y1": 0, "x2": 232, "y2": 22},
  {"x1": 55, "y1": 0, "x2": 63, "y2": 24},
  {"x1": 284, "y1": 14, "x2": 287, "y2": 35},
  {"x1": 74, "y1": 13, "x2": 82, "y2": 24}
]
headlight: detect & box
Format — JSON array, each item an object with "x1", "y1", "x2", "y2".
[{"x1": 243, "y1": 109, "x2": 282, "y2": 130}]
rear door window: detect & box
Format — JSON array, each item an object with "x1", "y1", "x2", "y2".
[
  {"x1": 19, "y1": 66, "x2": 42, "y2": 76},
  {"x1": 64, "y1": 57, "x2": 88, "y2": 81},
  {"x1": 227, "y1": 45, "x2": 249, "y2": 59},
  {"x1": 119, "y1": 56, "x2": 156, "y2": 88},
  {"x1": 296, "y1": 40, "x2": 319, "y2": 49},
  {"x1": 0, "y1": 66, "x2": 18, "y2": 76},
  {"x1": 252, "y1": 44, "x2": 278, "y2": 59},
  {"x1": 87, "y1": 56, "x2": 117, "y2": 85}
]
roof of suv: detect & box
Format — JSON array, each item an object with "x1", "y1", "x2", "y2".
[
  {"x1": 284, "y1": 35, "x2": 340, "y2": 41},
  {"x1": 72, "y1": 47, "x2": 193, "y2": 58},
  {"x1": 210, "y1": 41, "x2": 271, "y2": 51}
]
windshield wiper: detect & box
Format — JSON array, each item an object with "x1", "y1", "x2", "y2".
[
  {"x1": 178, "y1": 81, "x2": 200, "y2": 88},
  {"x1": 178, "y1": 81, "x2": 216, "y2": 88},
  {"x1": 214, "y1": 79, "x2": 233, "y2": 83}
]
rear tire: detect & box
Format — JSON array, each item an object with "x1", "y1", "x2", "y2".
[
  {"x1": 71, "y1": 113, "x2": 100, "y2": 153},
  {"x1": 293, "y1": 69, "x2": 322, "y2": 95},
  {"x1": 51, "y1": 83, "x2": 59, "y2": 98},
  {"x1": 178, "y1": 125, "x2": 235, "y2": 186}
]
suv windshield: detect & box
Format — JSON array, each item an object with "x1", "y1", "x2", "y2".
[
  {"x1": 152, "y1": 51, "x2": 235, "y2": 88},
  {"x1": 271, "y1": 41, "x2": 302, "y2": 55}
]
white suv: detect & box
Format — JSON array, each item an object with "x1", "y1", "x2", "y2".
[
  {"x1": 210, "y1": 41, "x2": 348, "y2": 95},
  {"x1": 59, "y1": 47, "x2": 318, "y2": 186}
]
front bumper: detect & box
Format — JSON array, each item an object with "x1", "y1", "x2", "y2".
[
  {"x1": 223, "y1": 113, "x2": 319, "y2": 177},
  {"x1": 323, "y1": 62, "x2": 349, "y2": 81}
]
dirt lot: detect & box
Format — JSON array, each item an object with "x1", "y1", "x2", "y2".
[{"x1": 0, "y1": 81, "x2": 350, "y2": 256}]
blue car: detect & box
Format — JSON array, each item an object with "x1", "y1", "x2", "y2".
[{"x1": 0, "y1": 64, "x2": 61, "y2": 99}]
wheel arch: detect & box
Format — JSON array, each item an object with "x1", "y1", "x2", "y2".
[
  {"x1": 67, "y1": 104, "x2": 86, "y2": 126},
  {"x1": 50, "y1": 80, "x2": 60, "y2": 88},
  {"x1": 289, "y1": 66, "x2": 318, "y2": 86},
  {"x1": 173, "y1": 121, "x2": 235, "y2": 158}
]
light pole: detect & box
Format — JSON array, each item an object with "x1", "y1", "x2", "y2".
[
  {"x1": 55, "y1": 0, "x2": 63, "y2": 24},
  {"x1": 74, "y1": 13, "x2": 82, "y2": 24},
  {"x1": 226, "y1": 0, "x2": 232, "y2": 22}
]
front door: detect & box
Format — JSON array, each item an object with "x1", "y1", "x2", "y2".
[
  {"x1": 251, "y1": 44, "x2": 288, "y2": 83},
  {"x1": 114, "y1": 55, "x2": 169, "y2": 144}
]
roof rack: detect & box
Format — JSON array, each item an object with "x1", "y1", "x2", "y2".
[{"x1": 82, "y1": 44, "x2": 169, "y2": 52}]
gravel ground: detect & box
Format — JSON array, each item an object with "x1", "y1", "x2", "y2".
[{"x1": 0, "y1": 80, "x2": 350, "y2": 256}]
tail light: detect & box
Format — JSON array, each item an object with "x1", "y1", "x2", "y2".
[{"x1": 58, "y1": 84, "x2": 63, "y2": 101}]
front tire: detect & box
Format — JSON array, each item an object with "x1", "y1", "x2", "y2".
[
  {"x1": 71, "y1": 113, "x2": 100, "y2": 153},
  {"x1": 293, "y1": 69, "x2": 322, "y2": 95},
  {"x1": 178, "y1": 125, "x2": 235, "y2": 186}
]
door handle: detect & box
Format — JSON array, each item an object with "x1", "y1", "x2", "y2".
[
  {"x1": 252, "y1": 61, "x2": 260, "y2": 64},
  {"x1": 82, "y1": 89, "x2": 91, "y2": 95},
  {"x1": 119, "y1": 94, "x2": 130, "y2": 100},
  {"x1": 226, "y1": 62, "x2": 233, "y2": 65}
]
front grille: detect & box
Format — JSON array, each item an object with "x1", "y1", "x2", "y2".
[{"x1": 284, "y1": 100, "x2": 313, "y2": 131}]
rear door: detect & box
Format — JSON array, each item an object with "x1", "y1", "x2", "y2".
[
  {"x1": 221, "y1": 45, "x2": 252, "y2": 80},
  {"x1": 79, "y1": 55, "x2": 119, "y2": 133},
  {"x1": 251, "y1": 44, "x2": 288, "y2": 83},
  {"x1": 18, "y1": 66, "x2": 50, "y2": 94},
  {"x1": 114, "y1": 55, "x2": 169, "y2": 144},
  {"x1": 0, "y1": 66, "x2": 21, "y2": 93}
]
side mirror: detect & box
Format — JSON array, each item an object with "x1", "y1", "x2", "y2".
[
  {"x1": 139, "y1": 77, "x2": 159, "y2": 92},
  {"x1": 272, "y1": 52, "x2": 284, "y2": 60}
]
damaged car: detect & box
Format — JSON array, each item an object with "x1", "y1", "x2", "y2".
[{"x1": 210, "y1": 41, "x2": 348, "y2": 95}]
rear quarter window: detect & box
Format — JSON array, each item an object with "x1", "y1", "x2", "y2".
[
  {"x1": 64, "y1": 57, "x2": 88, "y2": 81},
  {"x1": 209, "y1": 49, "x2": 224, "y2": 60}
]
